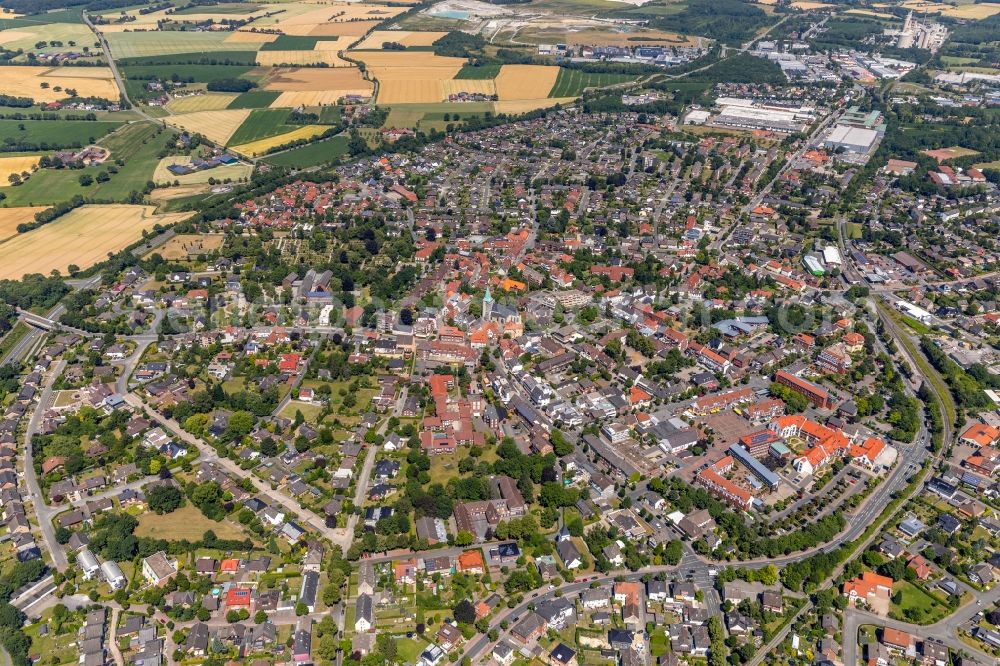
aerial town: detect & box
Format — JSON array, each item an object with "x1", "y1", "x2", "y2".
[{"x1": 1, "y1": 0, "x2": 1000, "y2": 665}]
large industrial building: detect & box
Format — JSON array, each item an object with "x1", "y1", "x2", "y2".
[
  {"x1": 822, "y1": 125, "x2": 880, "y2": 155},
  {"x1": 710, "y1": 97, "x2": 814, "y2": 134}
]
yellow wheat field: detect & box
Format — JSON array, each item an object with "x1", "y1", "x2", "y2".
[
  {"x1": 354, "y1": 30, "x2": 448, "y2": 49},
  {"x1": 494, "y1": 65, "x2": 559, "y2": 101},
  {"x1": 0, "y1": 156, "x2": 40, "y2": 183},
  {"x1": 166, "y1": 109, "x2": 252, "y2": 145},
  {"x1": 166, "y1": 93, "x2": 239, "y2": 113},
  {"x1": 352, "y1": 51, "x2": 465, "y2": 72},
  {"x1": 152, "y1": 156, "x2": 253, "y2": 186},
  {"x1": 376, "y1": 80, "x2": 449, "y2": 103},
  {"x1": 0, "y1": 29, "x2": 34, "y2": 46},
  {"x1": 225, "y1": 31, "x2": 279, "y2": 44},
  {"x1": 256, "y1": 49, "x2": 350, "y2": 66},
  {"x1": 845, "y1": 9, "x2": 895, "y2": 18},
  {"x1": 494, "y1": 97, "x2": 575, "y2": 114},
  {"x1": 440, "y1": 79, "x2": 496, "y2": 98},
  {"x1": 231, "y1": 125, "x2": 328, "y2": 157},
  {"x1": 790, "y1": 1, "x2": 833, "y2": 8},
  {"x1": 0, "y1": 66, "x2": 119, "y2": 103},
  {"x1": 0, "y1": 205, "x2": 192, "y2": 279},
  {"x1": 0, "y1": 206, "x2": 46, "y2": 243}
]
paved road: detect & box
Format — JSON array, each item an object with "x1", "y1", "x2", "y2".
[
  {"x1": 124, "y1": 392, "x2": 339, "y2": 541},
  {"x1": 843, "y1": 605, "x2": 999, "y2": 666},
  {"x1": 23, "y1": 359, "x2": 68, "y2": 571}
]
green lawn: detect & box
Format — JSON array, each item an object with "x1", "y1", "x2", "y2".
[
  {"x1": 891, "y1": 581, "x2": 948, "y2": 624},
  {"x1": 396, "y1": 637, "x2": 429, "y2": 663}
]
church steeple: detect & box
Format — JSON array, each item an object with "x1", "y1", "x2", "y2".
[{"x1": 482, "y1": 286, "x2": 494, "y2": 322}]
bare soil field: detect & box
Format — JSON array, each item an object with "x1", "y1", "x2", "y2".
[
  {"x1": 0, "y1": 204, "x2": 191, "y2": 279},
  {"x1": 923, "y1": 146, "x2": 980, "y2": 162}
]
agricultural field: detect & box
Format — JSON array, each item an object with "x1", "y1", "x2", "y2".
[
  {"x1": 228, "y1": 90, "x2": 282, "y2": 109},
  {"x1": 508, "y1": 25, "x2": 698, "y2": 47},
  {"x1": 105, "y1": 31, "x2": 257, "y2": 59},
  {"x1": 166, "y1": 109, "x2": 252, "y2": 145},
  {"x1": 494, "y1": 97, "x2": 575, "y2": 113},
  {"x1": 0, "y1": 206, "x2": 45, "y2": 242},
  {"x1": 232, "y1": 124, "x2": 329, "y2": 157},
  {"x1": 263, "y1": 67, "x2": 373, "y2": 107},
  {"x1": 0, "y1": 66, "x2": 119, "y2": 103},
  {"x1": 0, "y1": 204, "x2": 191, "y2": 279},
  {"x1": 352, "y1": 51, "x2": 466, "y2": 103},
  {"x1": 262, "y1": 135, "x2": 350, "y2": 167},
  {"x1": 901, "y1": 0, "x2": 1000, "y2": 18},
  {"x1": 166, "y1": 93, "x2": 240, "y2": 114},
  {"x1": 495, "y1": 64, "x2": 560, "y2": 100},
  {"x1": 0, "y1": 155, "x2": 40, "y2": 184},
  {"x1": 354, "y1": 30, "x2": 449, "y2": 49},
  {"x1": 549, "y1": 68, "x2": 636, "y2": 97},
  {"x1": 152, "y1": 156, "x2": 252, "y2": 186},
  {"x1": 0, "y1": 21, "x2": 96, "y2": 56},
  {"x1": 227, "y1": 109, "x2": 300, "y2": 146}
]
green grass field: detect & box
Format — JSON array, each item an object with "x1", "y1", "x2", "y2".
[
  {"x1": 0, "y1": 120, "x2": 122, "y2": 153},
  {"x1": 455, "y1": 63, "x2": 502, "y2": 79},
  {"x1": 259, "y1": 35, "x2": 321, "y2": 51},
  {"x1": 228, "y1": 90, "x2": 282, "y2": 109},
  {"x1": 0, "y1": 122, "x2": 167, "y2": 205},
  {"x1": 891, "y1": 581, "x2": 949, "y2": 624},
  {"x1": 262, "y1": 135, "x2": 349, "y2": 168},
  {"x1": 117, "y1": 51, "x2": 259, "y2": 66},
  {"x1": 318, "y1": 106, "x2": 342, "y2": 123},
  {"x1": 0, "y1": 322, "x2": 29, "y2": 363},
  {"x1": 228, "y1": 109, "x2": 296, "y2": 145},
  {"x1": 122, "y1": 63, "x2": 255, "y2": 83},
  {"x1": 549, "y1": 68, "x2": 635, "y2": 97}
]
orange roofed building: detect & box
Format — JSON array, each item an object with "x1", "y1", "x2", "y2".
[{"x1": 843, "y1": 571, "x2": 892, "y2": 608}]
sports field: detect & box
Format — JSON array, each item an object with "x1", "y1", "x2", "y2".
[
  {"x1": 0, "y1": 155, "x2": 40, "y2": 183},
  {"x1": 0, "y1": 204, "x2": 191, "y2": 279},
  {"x1": 0, "y1": 206, "x2": 46, "y2": 242},
  {"x1": 166, "y1": 93, "x2": 239, "y2": 113},
  {"x1": 231, "y1": 125, "x2": 329, "y2": 157},
  {"x1": 0, "y1": 66, "x2": 119, "y2": 103},
  {"x1": 923, "y1": 146, "x2": 980, "y2": 162},
  {"x1": 495, "y1": 64, "x2": 560, "y2": 101},
  {"x1": 152, "y1": 156, "x2": 252, "y2": 185},
  {"x1": 166, "y1": 109, "x2": 252, "y2": 145}
]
